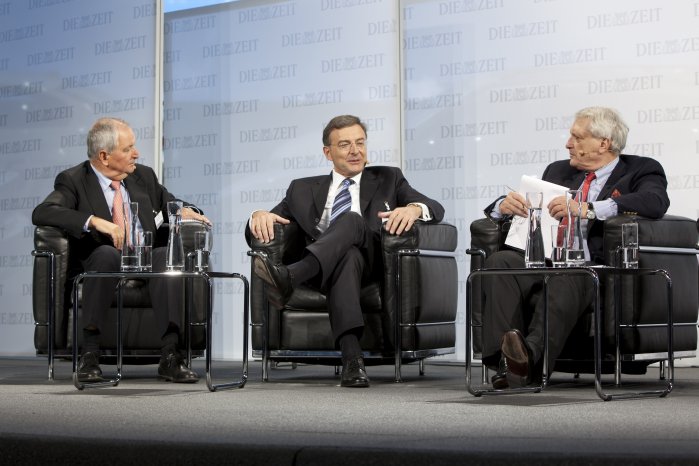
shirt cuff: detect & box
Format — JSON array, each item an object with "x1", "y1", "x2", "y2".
[
  {"x1": 83, "y1": 215, "x2": 93, "y2": 232},
  {"x1": 591, "y1": 198, "x2": 618, "y2": 220},
  {"x1": 407, "y1": 202, "x2": 432, "y2": 221}
]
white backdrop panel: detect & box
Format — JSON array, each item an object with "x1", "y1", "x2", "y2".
[
  {"x1": 0, "y1": 0, "x2": 156, "y2": 356},
  {"x1": 163, "y1": 0, "x2": 400, "y2": 359},
  {"x1": 402, "y1": 0, "x2": 699, "y2": 361}
]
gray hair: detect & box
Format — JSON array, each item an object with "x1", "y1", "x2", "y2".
[
  {"x1": 86, "y1": 117, "x2": 129, "y2": 159},
  {"x1": 575, "y1": 106, "x2": 628, "y2": 155}
]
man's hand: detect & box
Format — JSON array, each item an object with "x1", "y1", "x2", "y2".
[
  {"x1": 548, "y1": 195, "x2": 581, "y2": 220},
  {"x1": 90, "y1": 216, "x2": 124, "y2": 250},
  {"x1": 378, "y1": 204, "x2": 422, "y2": 235},
  {"x1": 499, "y1": 191, "x2": 529, "y2": 218},
  {"x1": 181, "y1": 207, "x2": 212, "y2": 226},
  {"x1": 250, "y1": 210, "x2": 290, "y2": 243}
]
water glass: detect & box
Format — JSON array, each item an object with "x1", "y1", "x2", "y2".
[
  {"x1": 138, "y1": 230, "x2": 153, "y2": 272},
  {"x1": 120, "y1": 201, "x2": 140, "y2": 272},
  {"x1": 551, "y1": 224, "x2": 567, "y2": 268},
  {"x1": 621, "y1": 223, "x2": 639, "y2": 269},
  {"x1": 194, "y1": 229, "x2": 212, "y2": 271}
]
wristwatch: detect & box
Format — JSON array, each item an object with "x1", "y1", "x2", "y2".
[{"x1": 585, "y1": 202, "x2": 596, "y2": 220}]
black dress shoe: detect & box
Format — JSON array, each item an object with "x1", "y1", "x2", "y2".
[
  {"x1": 340, "y1": 356, "x2": 370, "y2": 388},
  {"x1": 158, "y1": 351, "x2": 199, "y2": 383},
  {"x1": 500, "y1": 329, "x2": 533, "y2": 387},
  {"x1": 77, "y1": 351, "x2": 103, "y2": 383},
  {"x1": 252, "y1": 255, "x2": 293, "y2": 306},
  {"x1": 490, "y1": 356, "x2": 509, "y2": 389}
]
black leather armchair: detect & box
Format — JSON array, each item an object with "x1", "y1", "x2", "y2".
[
  {"x1": 246, "y1": 221, "x2": 459, "y2": 382},
  {"x1": 32, "y1": 220, "x2": 210, "y2": 378},
  {"x1": 468, "y1": 214, "x2": 698, "y2": 380}
]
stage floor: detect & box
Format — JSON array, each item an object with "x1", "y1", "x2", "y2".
[{"x1": 1, "y1": 357, "x2": 698, "y2": 465}]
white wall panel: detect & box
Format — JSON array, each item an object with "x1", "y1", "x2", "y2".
[{"x1": 0, "y1": 0, "x2": 157, "y2": 355}]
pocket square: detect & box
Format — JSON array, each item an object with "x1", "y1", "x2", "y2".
[{"x1": 611, "y1": 188, "x2": 622, "y2": 198}]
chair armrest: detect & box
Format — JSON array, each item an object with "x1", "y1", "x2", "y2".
[
  {"x1": 468, "y1": 217, "x2": 510, "y2": 271},
  {"x1": 180, "y1": 219, "x2": 210, "y2": 253},
  {"x1": 603, "y1": 214, "x2": 698, "y2": 265},
  {"x1": 381, "y1": 222, "x2": 458, "y2": 253},
  {"x1": 247, "y1": 222, "x2": 305, "y2": 265}
]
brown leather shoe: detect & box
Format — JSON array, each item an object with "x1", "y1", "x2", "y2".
[
  {"x1": 500, "y1": 329, "x2": 532, "y2": 387},
  {"x1": 490, "y1": 356, "x2": 509, "y2": 389},
  {"x1": 252, "y1": 255, "x2": 293, "y2": 306}
]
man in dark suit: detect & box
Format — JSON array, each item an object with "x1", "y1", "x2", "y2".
[
  {"x1": 32, "y1": 117, "x2": 211, "y2": 383},
  {"x1": 246, "y1": 114, "x2": 445, "y2": 387},
  {"x1": 481, "y1": 106, "x2": 670, "y2": 388}
]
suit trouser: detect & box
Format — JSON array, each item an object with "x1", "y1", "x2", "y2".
[
  {"x1": 305, "y1": 212, "x2": 374, "y2": 342},
  {"x1": 81, "y1": 245, "x2": 182, "y2": 345},
  {"x1": 481, "y1": 250, "x2": 593, "y2": 372}
]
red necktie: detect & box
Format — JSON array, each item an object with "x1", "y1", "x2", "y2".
[
  {"x1": 579, "y1": 172, "x2": 596, "y2": 203},
  {"x1": 111, "y1": 180, "x2": 126, "y2": 232}
]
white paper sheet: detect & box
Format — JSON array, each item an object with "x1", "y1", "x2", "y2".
[{"x1": 504, "y1": 175, "x2": 570, "y2": 257}]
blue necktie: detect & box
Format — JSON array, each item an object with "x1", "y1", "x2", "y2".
[{"x1": 330, "y1": 178, "x2": 353, "y2": 224}]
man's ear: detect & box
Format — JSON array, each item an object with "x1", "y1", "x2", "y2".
[
  {"x1": 97, "y1": 150, "x2": 109, "y2": 166},
  {"x1": 598, "y1": 137, "x2": 610, "y2": 152},
  {"x1": 322, "y1": 146, "x2": 332, "y2": 161}
]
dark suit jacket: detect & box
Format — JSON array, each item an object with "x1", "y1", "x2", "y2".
[
  {"x1": 32, "y1": 160, "x2": 197, "y2": 261},
  {"x1": 485, "y1": 154, "x2": 670, "y2": 263},
  {"x1": 245, "y1": 166, "x2": 445, "y2": 273}
]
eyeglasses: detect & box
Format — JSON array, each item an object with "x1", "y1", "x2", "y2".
[{"x1": 331, "y1": 140, "x2": 366, "y2": 153}]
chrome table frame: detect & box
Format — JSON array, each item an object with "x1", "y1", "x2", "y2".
[
  {"x1": 71, "y1": 270, "x2": 248, "y2": 392},
  {"x1": 465, "y1": 266, "x2": 599, "y2": 397},
  {"x1": 465, "y1": 264, "x2": 675, "y2": 401},
  {"x1": 594, "y1": 267, "x2": 674, "y2": 400}
]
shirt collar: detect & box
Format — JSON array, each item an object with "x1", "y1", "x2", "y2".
[
  {"x1": 592, "y1": 156, "x2": 619, "y2": 179},
  {"x1": 89, "y1": 161, "x2": 117, "y2": 192},
  {"x1": 331, "y1": 169, "x2": 362, "y2": 188}
]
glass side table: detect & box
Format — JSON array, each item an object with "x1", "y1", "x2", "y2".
[
  {"x1": 465, "y1": 265, "x2": 673, "y2": 401},
  {"x1": 465, "y1": 266, "x2": 600, "y2": 397},
  {"x1": 71, "y1": 270, "x2": 249, "y2": 392}
]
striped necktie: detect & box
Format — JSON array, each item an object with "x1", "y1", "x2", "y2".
[{"x1": 330, "y1": 178, "x2": 353, "y2": 224}]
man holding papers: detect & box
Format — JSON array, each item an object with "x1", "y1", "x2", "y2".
[{"x1": 480, "y1": 106, "x2": 670, "y2": 389}]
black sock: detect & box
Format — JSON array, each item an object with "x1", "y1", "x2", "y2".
[
  {"x1": 339, "y1": 331, "x2": 363, "y2": 361},
  {"x1": 287, "y1": 254, "x2": 320, "y2": 287},
  {"x1": 161, "y1": 329, "x2": 179, "y2": 355},
  {"x1": 82, "y1": 328, "x2": 101, "y2": 354}
]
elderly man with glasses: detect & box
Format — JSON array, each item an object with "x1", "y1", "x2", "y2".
[{"x1": 245, "y1": 114, "x2": 444, "y2": 388}]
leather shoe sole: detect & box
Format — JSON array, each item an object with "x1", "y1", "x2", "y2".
[
  {"x1": 341, "y1": 357, "x2": 370, "y2": 388},
  {"x1": 253, "y1": 255, "x2": 293, "y2": 306},
  {"x1": 501, "y1": 329, "x2": 531, "y2": 385}
]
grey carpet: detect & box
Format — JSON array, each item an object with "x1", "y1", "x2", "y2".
[{"x1": 1, "y1": 357, "x2": 698, "y2": 465}]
